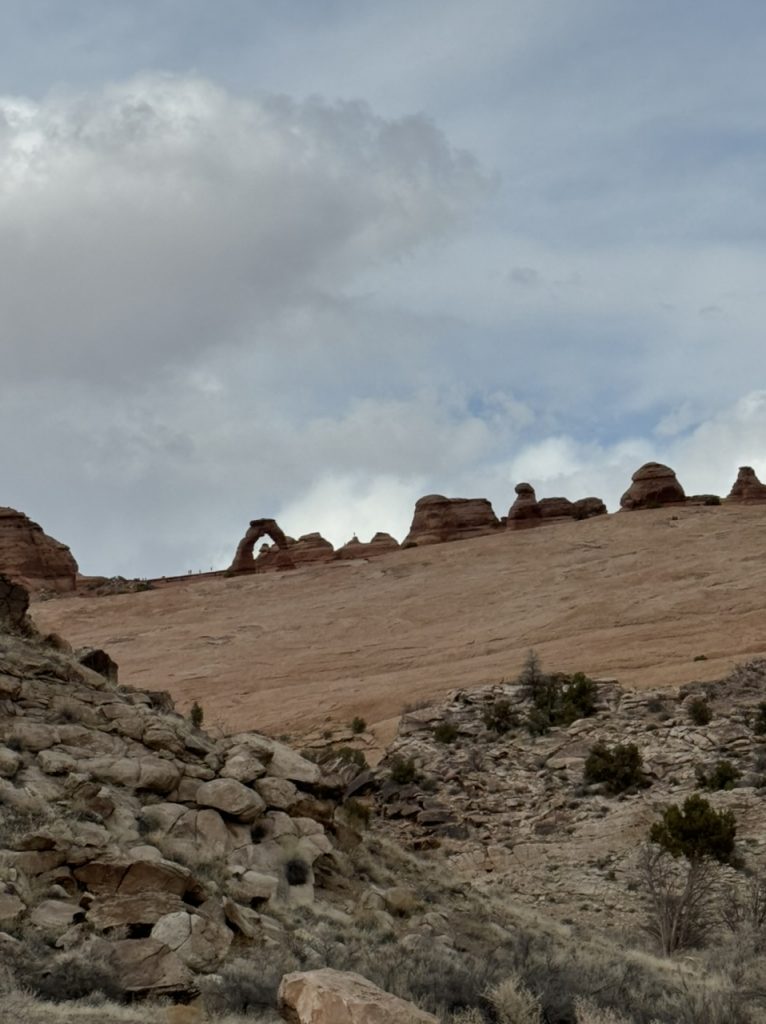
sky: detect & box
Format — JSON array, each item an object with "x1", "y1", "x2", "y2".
[{"x1": 2, "y1": 1, "x2": 766, "y2": 576}]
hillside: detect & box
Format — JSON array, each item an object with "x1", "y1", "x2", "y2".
[{"x1": 32, "y1": 504, "x2": 766, "y2": 740}]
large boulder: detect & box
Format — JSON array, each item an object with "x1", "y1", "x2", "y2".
[
  {"x1": 151, "y1": 910, "x2": 232, "y2": 972},
  {"x1": 0, "y1": 508, "x2": 78, "y2": 592},
  {"x1": 195, "y1": 778, "x2": 265, "y2": 822},
  {"x1": 620, "y1": 462, "x2": 686, "y2": 510},
  {"x1": 226, "y1": 736, "x2": 321, "y2": 786},
  {"x1": 278, "y1": 968, "x2": 439, "y2": 1024},
  {"x1": 726, "y1": 466, "x2": 766, "y2": 503},
  {"x1": 402, "y1": 496, "x2": 498, "y2": 547},
  {"x1": 109, "y1": 937, "x2": 195, "y2": 997}
]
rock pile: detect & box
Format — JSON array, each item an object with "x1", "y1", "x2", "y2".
[
  {"x1": 727, "y1": 466, "x2": 766, "y2": 503},
  {"x1": 620, "y1": 463, "x2": 686, "y2": 510},
  {"x1": 0, "y1": 507, "x2": 78, "y2": 593},
  {"x1": 0, "y1": 585, "x2": 351, "y2": 998},
  {"x1": 402, "y1": 495, "x2": 499, "y2": 547}
]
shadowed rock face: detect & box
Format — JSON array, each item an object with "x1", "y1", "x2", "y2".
[
  {"x1": 0, "y1": 574, "x2": 30, "y2": 633},
  {"x1": 336, "y1": 532, "x2": 400, "y2": 560},
  {"x1": 727, "y1": 466, "x2": 766, "y2": 503},
  {"x1": 402, "y1": 496, "x2": 499, "y2": 548},
  {"x1": 620, "y1": 463, "x2": 686, "y2": 510},
  {"x1": 228, "y1": 518, "x2": 294, "y2": 573},
  {"x1": 0, "y1": 508, "x2": 78, "y2": 593}
]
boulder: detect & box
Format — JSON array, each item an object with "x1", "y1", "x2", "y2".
[
  {"x1": 572, "y1": 497, "x2": 608, "y2": 519},
  {"x1": 726, "y1": 466, "x2": 766, "y2": 503},
  {"x1": 336, "y1": 533, "x2": 400, "y2": 560},
  {"x1": 76, "y1": 648, "x2": 118, "y2": 683},
  {"x1": 87, "y1": 892, "x2": 187, "y2": 930},
  {"x1": 507, "y1": 483, "x2": 542, "y2": 529},
  {"x1": 255, "y1": 776, "x2": 299, "y2": 810},
  {"x1": 110, "y1": 937, "x2": 195, "y2": 997},
  {"x1": 278, "y1": 968, "x2": 439, "y2": 1024},
  {"x1": 0, "y1": 508, "x2": 78, "y2": 593},
  {"x1": 151, "y1": 910, "x2": 232, "y2": 972},
  {"x1": 74, "y1": 856, "x2": 195, "y2": 899},
  {"x1": 195, "y1": 778, "x2": 265, "y2": 822},
  {"x1": 538, "y1": 497, "x2": 574, "y2": 520},
  {"x1": 620, "y1": 462, "x2": 686, "y2": 509},
  {"x1": 228, "y1": 736, "x2": 321, "y2": 786},
  {"x1": 402, "y1": 496, "x2": 499, "y2": 547},
  {"x1": 0, "y1": 893, "x2": 25, "y2": 928}
]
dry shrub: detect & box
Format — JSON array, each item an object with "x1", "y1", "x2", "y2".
[
  {"x1": 488, "y1": 974, "x2": 541, "y2": 1024},
  {"x1": 575, "y1": 999, "x2": 634, "y2": 1024}
]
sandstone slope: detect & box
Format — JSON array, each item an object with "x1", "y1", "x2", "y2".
[{"x1": 32, "y1": 504, "x2": 766, "y2": 739}]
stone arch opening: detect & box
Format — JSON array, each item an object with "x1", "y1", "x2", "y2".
[{"x1": 228, "y1": 518, "x2": 295, "y2": 574}]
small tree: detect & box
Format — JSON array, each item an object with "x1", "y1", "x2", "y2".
[
  {"x1": 687, "y1": 697, "x2": 712, "y2": 726},
  {"x1": 695, "y1": 759, "x2": 740, "y2": 791},
  {"x1": 649, "y1": 793, "x2": 736, "y2": 863},
  {"x1": 638, "y1": 844, "x2": 718, "y2": 954},
  {"x1": 189, "y1": 701, "x2": 204, "y2": 729},
  {"x1": 351, "y1": 716, "x2": 367, "y2": 734},
  {"x1": 584, "y1": 741, "x2": 647, "y2": 794}
]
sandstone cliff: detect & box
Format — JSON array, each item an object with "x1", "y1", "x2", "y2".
[{"x1": 0, "y1": 507, "x2": 78, "y2": 593}]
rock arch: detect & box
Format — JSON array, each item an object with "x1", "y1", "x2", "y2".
[{"x1": 228, "y1": 518, "x2": 295, "y2": 574}]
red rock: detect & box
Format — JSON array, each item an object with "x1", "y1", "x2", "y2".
[
  {"x1": 0, "y1": 507, "x2": 78, "y2": 592},
  {"x1": 620, "y1": 463, "x2": 686, "y2": 510},
  {"x1": 726, "y1": 466, "x2": 766, "y2": 503},
  {"x1": 538, "y1": 497, "x2": 574, "y2": 520},
  {"x1": 572, "y1": 497, "x2": 607, "y2": 519},
  {"x1": 402, "y1": 496, "x2": 498, "y2": 547},
  {"x1": 336, "y1": 533, "x2": 400, "y2": 560},
  {"x1": 507, "y1": 483, "x2": 542, "y2": 529},
  {"x1": 228, "y1": 518, "x2": 295, "y2": 574},
  {"x1": 290, "y1": 533, "x2": 336, "y2": 565}
]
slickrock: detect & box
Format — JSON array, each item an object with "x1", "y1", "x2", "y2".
[
  {"x1": 336, "y1": 532, "x2": 400, "y2": 560},
  {"x1": 0, "y1": 508, "x2": 78, "y2": 593},
  {"x1": 278, "y1": 968, "x2": 439, "y2": 1024},
  {"x1": 727, "y1": 465, "x2": 766, "y2": 503},
  {"x1": 402, "y1": 495, "x2": 499, "y2": 547},
  {"x1": 620, "y1": 462, "x2": 686, "y2": 509}
]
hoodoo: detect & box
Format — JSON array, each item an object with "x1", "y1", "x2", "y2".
[
  {"x1": 620, "y1": 462, "x2": 686, "y2": 510},
  {"x1": 0, "y1": 506, "x2": 78, "y2": 593},
  {"x1": 506, "y1": 482, "x2": 542, "y2": 529},
  {"x1": 726, "y1": 466, "x2": 766, "y2": 503}
]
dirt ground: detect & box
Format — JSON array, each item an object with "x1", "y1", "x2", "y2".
[{"x1": 33, "y1": 504, "x2": 766, "y2": 742}]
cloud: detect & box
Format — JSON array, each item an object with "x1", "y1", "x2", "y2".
[{"x1": 0, "y1": 74, "x2": 488, "y2": 385}]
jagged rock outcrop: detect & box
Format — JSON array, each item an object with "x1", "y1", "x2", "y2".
[
  {"x1": 506, "y1": 483, "x2": 542, "y2": 529},
  {"x1": 727, "y1": 466, "x2": 766, "y2": 503},
  {"x1": 228, "y1": 518, "x2": 294, "y2": 574},
  {"x1": 620, "y1": 462, "x2": 686, "y2": 510},
  {"x1": 336, "y1": 533, "x2": 400, "y2": 560},
  {"x1": 0, "y1": 507, "x2": 78, "y2": 593},
  {"x1": 402, "y1": 496, "x2": 499, "y2": 548},
  {"x1": 278, "y1": 968, "x2": 439, "y2": 1024}
]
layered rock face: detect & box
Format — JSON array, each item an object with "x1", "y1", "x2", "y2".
[
  {"x1": 727, "y1": 466, "x2": 766, "y2": 503},
  {"x1": 228, "y1": 518, "x2": 294, "y2": 573},
  {"x1": 0, "y1": 507, "x2": 78, "y2": 593},
  {"x1": 336, "y1": 532, "x2": 400, "y2": 560},
  {"x1": 402, "y1": 496, "x2": 499, "y2": 547},
  {"x1": 620, "y1": 462, "x2": 686, "y2": 510}
]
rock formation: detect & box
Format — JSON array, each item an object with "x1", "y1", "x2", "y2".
[
  {"x1": 278, "y1": 968, "x2": 439, "y2": 1024},
  {"x1": 336, "y1": 532, "x2": 400, "y2": 560},
  {"x1": 402, "y1": 496, "x2": 499, "y2": 547},
  {"x1": 0, "y1": 507, "x2": 78, "y2": 592},
  {"x1": 573, "y1": 496, "x2": 608, "y2": 519},
  {"x1": 255, "y1": 533, "x2": 336, "y2": 572},
  {"x1": 506, "y1": 483, "x2": 542, "y2": 529},
  {"x1": 228, "y1": 518, "x2": 295, "y2": 573},
  {"x1": 727, "y1": 466, "x2": 766, "y2": 503},
  {"x1": 620, "y1": 462, "x2": 686, "y2": 510}
]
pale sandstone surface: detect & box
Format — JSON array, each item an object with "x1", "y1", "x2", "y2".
[{"x1": 32, "y1": 505, "x2": 766, "y2": 739}]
